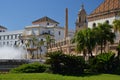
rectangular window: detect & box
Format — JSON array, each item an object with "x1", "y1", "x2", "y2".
[
  {"x1": 3, "y1": 36, "x2": 5, "y2": 40},
  {"x1": 15, "y1": 34, "x2": 17, "y2": 39},
  {"x1": 7, "y1": 41, "x2": 9, "y2": 45},
  {"x1": 11, "y1": 35, "x2": 13, "y2": 39},
  {"x1": 7, "y1": 35, "x2": 9, "y2": 39},
  {"x1": 58, "y1": 31, "x2": 61, "y2": 35},
  {"x1": 48, "y1": 30, "x2": 50, "y2": 34},
  {"x1": 3, "y1": 42, "x2": 5, "y2": 45}
]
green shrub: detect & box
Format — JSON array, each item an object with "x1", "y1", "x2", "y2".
[
  {"x1": 46, "y1": 51, "x2": 85, "y2": 75},
  {"x1": 89, "y1": 52, "x2": 116, "y2": 73},
  {"x1": 113, "y1": 57, "x2": 120, "y2": 74},
  {"x1": 10, "y1": 62, "x2": 48, "y2": 73}
]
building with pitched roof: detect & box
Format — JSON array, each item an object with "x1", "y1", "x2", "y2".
[
  {"x1": 0, "y1": 15, "x2": 74, "y2": 59},
  {"x1": 88, "y1": 0, "x2": 120, "y2": 28},
  {"x1": 48, "y1": 0, "x2": 120, "y2": 55},
  {"x1": 32, "y1": 16, "x2": 59, "y2": 25},
  {"x1": 87, "y1": 0, "x2": 120, "y2": 55},
  {"x1": 0, "y1": 25, "x2": 7, "y2": 32}
]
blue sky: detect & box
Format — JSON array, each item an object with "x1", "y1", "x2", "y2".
[{"x1": 0, "y1": 0, "x2": 104, "y2": 31}]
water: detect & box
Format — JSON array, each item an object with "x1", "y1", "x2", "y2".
[{"x1": 0, "y1": 46, "x2": 27, "y2": 59}]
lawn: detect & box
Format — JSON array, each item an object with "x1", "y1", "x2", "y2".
[{"x1": 0, "y1": 73, "x2": 120, "y2": 80}]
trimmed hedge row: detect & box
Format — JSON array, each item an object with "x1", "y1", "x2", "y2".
[{"x1": 10, "y1": 62, "x2": 48, "y2": 73}]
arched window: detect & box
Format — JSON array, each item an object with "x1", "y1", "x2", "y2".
[
  {"x1": 79, "y1": 17, "x2": 81, "y2": 22},
  {"x1": 47, "y1": 23, "x2": 49, "y2": 25},
  {"x1": 106, "y1": 20, "x2": 109, "y2": 24},
  {"x1": 93, "y1": 23, "x2": 96, "y2": 28}
]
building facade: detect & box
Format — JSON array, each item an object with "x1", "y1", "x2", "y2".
[
  {"x1": 0, "y1": 24, "x2": 23, "y2": 47},
  {"x1": 48, "y1": 0, "x2": 120, "y2": 55},
  {"x1": 0, "y1": 25, "x2": 7, "y2": 32},
  {"x1": 88, "y1": 0, "x2": 120, "y2": 28},
  {"x1": 0, "y1": 16, "x2": 74, "y2": 59}
]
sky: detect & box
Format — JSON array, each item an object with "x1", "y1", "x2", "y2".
[{"x1": 0, "y1": 0, "x2": 104, "y2": 31}]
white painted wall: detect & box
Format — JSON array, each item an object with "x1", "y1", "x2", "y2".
[
  {"x1": 39, "y1": 22, "x2": 58, "y2": 27},
  {"x1": 88, "y1": 16, "x2": 120, "y2": 43},
  {"x1": 88, "y1": 17, "x2": 116, "y2": 28},
  {"x1": 0, "y1": 30, "x2": 23, "y2": 47},
  {"x1": 54, "y1": 28, "x2": 64, "y2": 41}
]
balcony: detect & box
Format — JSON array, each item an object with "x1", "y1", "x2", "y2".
[{"x1": 40, "y1": 32, "x2": 54, "y2": 36}]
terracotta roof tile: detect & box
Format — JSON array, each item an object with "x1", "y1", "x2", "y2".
[
  {"x1": 89, "y1": 0, "x2": 120, "y2": 16},
  {"x1": 32, "y1": 16, "x2": 59, "y2": 25}
]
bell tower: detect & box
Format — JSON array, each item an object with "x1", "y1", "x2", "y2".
[{"x1": 75, "y1": 4, "x2": 88, "y2": 32}]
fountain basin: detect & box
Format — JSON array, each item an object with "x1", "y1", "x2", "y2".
[{"x1": 0, "y1": 59, "x2": 29, "y2": 72}]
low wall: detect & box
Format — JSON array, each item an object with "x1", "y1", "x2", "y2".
[{"x1": 0, "y1": 59, "x2": 29, "y2": 72}]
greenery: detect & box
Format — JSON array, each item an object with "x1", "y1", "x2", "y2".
[
  {"x1": 10, "y1": 62, "x2": 48, "y2": 73},
  {"x1": 73, "y1": 22, "x2": 115, "y2": 58},
  {"x1": 46, "y1": 51, "x2": 85, "y2": 75},
  {"x1": 88, "y1": 52, "x2": 119, "y2": 73},
  {"x1": 93, "y1": 23, "x2": 115, "y2": 53},
  {"x1": 0, "y1": 20, "x2": 119, "y2": 79},
  {"x1": 73, "y1": 28, "x2": 96, "y2": 57},
  {"x1": 0, "y1": 73, "x2": 120, "y2": 80},
  {"x1": 113, "y1": 19, "x2": 120, "y2": 32}
]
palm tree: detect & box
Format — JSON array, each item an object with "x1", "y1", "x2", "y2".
[
  {"x1": 93, "y1": 23, "x2": 115, "y2": 53},
  {"x1": 37, "y1": 40, "x2": 45, "y2": 59},
  {"x1": 113, "y1": 19, "x2": 120, "y2": 57},
  {"x1": 45, "y1": 35, "x2": 55, "y2": 53},
  {"x1": 113, "y1": 19, "x2": 120, "y2": 33},
  {"x1": 73, "y1": 30, "x2": 86, "y2": 56},
  {"x1": 25, "y1": 36, "x2": 38, "y2": 59},
  {"x1": 117, "y1": 43, "x2": 120, "y2": 60},
  {"x1": 85, "y1": 28, "x2": 97, "y2": 57},
  {"x1": 31, "y1": 36, "x2": 39, "y2": 58},
  {"x1": 73, "y1": 28, "x2": 97, "y2": 58}
]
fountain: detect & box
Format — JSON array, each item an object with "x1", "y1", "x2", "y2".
[
  {"x1": 0, "y1": 46, "x2": 26, "y2": 59},
  {"x1": 0, "y1": 38, "x2": 44, "y2": 72},
  {"x1": 0, "y1": 40, "x2": 29, "y2": 72}
]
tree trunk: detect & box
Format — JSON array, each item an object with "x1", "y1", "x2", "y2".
[
  {"x1": 103, "y1": 40, "x2": 106, "y2": 53},
  {"x1": 37, "y1": 48, "x2": 38, "y2": 59},
  {"x1": 83, "y1": 49, "x2": 86, "y2": 60},
  {"x1": 39, "y1": 47, "x2": 42, "y2": 60},
  {"x1": 100, "y1": 42, "x2": 103, "y2": 54},
  {"x1": 89, "y1": 50, "x2": 93, "y2": 57},
  {"x1": 118, "y1": 51, "x2": 120, "y2": 60}
]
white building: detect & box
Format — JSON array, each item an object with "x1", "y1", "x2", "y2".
[
  {"x1": 0, "y1": 30, "x2": 23, "y2": 47},
  {"x1": 22, "y1": 16, "x2": 74, "y2": 54},
  {"x1": 87, "y1": 0, "x2": 120, "y2": 43},
  {"x1": 0, "y1": 25, "x2": 23, "y2": 47},
  {"x1": 0, "y1": 25, "x2": 7, "y2": 32},
  {"x1": 0, "y1": 16, "x2": 74, "y2": 58},
  {"x1": 88, "y1": 0, "x2": 120, "y2": 28}
]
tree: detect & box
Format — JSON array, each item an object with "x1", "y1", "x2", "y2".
[
  {"x1": 37, "y1": 40, "x2": 45, "y2": 59},
  {"x1": 113, "y1": 19, "x2": 120, "y2": 33},
  {"x1": 93, "y1": 23, "x2": 115, "y2": 53},
  {"x1": 31, "y1": 36, "x2": 39, "y2": 58},
  {"x1": 113, "y1": 19, "x2": 120, "y2": 58},
  {"x1": 117, "y1": 43, "x2": 120, "y2": 60},
  {"x1": 25, "y1": 36, "x2": 39, "y2": 59},
  {"x1": 45, "y1": 35, "x2": 55, "y2": 53},
  {"x1": 73, "y1": 28, "x2": 96, "y2": 58},
  {"x1": 85, "y1": 28, "x2": 97, "y2": 57}
]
